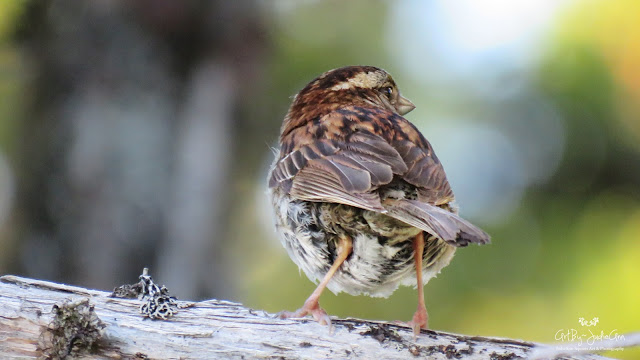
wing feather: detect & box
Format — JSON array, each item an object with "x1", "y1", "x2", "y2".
[
  {"x1": 268, "y1": 128, "x2": 407, "y2": 211},
  {"x1": 343, "y1": 131, "x2": 408, "y2": 174},
  {"x1": 392, "y1": 139, "x2": 453, "y2": 203},
  {"x1": 290, "y1": 165, "x2": 385, "y2": 211}
]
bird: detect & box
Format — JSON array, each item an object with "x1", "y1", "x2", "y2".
[{"x1": 267, "y1": 65, "x2": 490, "y2": 335}]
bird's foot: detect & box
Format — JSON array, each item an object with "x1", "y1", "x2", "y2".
[
  {"x1": 276, "y1": 298, "x2": 333, "y2": 329},
  {"x1": 407, "y1": 306, "x2": 429, "y2": 337}
]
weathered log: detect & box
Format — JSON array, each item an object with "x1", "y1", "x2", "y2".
[{"x1": 0, "y1": 275, "x2": 625, "y2": 359}]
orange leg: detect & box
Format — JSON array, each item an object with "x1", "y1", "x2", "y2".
[
  {"x1": 278, "y1": 235, "x2": 353, "y2": 329},
  {"x1": 408, "y1": 231, "x2": 428, "y2": 336}
]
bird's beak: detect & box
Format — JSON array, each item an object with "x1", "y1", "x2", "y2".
[{"x1": 395, "y1": 95, "x2": 415, "y2": 115}]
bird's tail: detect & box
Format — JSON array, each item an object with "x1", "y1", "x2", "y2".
[{"x1": 383, "y1": 199, "x2": 490, "y2": 247}]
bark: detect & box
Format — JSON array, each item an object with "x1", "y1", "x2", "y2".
[{"x1": 0, "y1": 275, "x2": 623, "y2": 360}]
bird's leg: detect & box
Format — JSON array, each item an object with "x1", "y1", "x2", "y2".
[
  {"x1": 409, "y1": 231, "x2": 428, "y2": 336},
  {"x1": 277, "y1": 235, "x2": 353, "y2": 329}
]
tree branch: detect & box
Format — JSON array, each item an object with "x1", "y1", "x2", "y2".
[{"x1": 0, "y1": 275, "x2": 625, "y2": 359}]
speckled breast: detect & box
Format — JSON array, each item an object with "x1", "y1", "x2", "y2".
[{"x1": 269, "y1": 187, "x2": 456, "y2": 298}]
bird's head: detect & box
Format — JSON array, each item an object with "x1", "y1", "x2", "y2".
[{"x1": 281, "y1": 66, "x2": 415, "y2": 137}]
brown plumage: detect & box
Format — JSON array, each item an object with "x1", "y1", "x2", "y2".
[{"x1": 268, "y1": 65, "x2": 489, "y2": 335}]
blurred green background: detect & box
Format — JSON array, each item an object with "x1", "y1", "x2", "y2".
[{"x1": 0, "y1": 1, "x2": 638, "y2": 358}]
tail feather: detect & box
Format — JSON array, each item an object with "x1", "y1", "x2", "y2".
[{"x1": 383, "y1": 199, "x2": 490, "y2": 247}]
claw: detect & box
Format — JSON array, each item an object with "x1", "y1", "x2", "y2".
[
  {"x1": 276, "y1": 303, "x2": 333, "y2": 332},
  {"x1": 404, "y1": 306, "x2": 428, "y2": 339}
]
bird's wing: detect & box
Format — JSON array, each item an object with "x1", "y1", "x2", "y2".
[
  {"x1": 269, "y1": 129, "x2": 407, "y2": 211},
  {"x1": 269, "y1": 106, "x2": 489, "y2": 245}
]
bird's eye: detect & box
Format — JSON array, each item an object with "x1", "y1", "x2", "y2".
[{"x1": 382, "y1": 86, "x2": 393, "y2": 98}]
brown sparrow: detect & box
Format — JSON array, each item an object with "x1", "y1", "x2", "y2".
[{"x1": 268, "y1": 66, "x2": 490, "y2": 335}]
